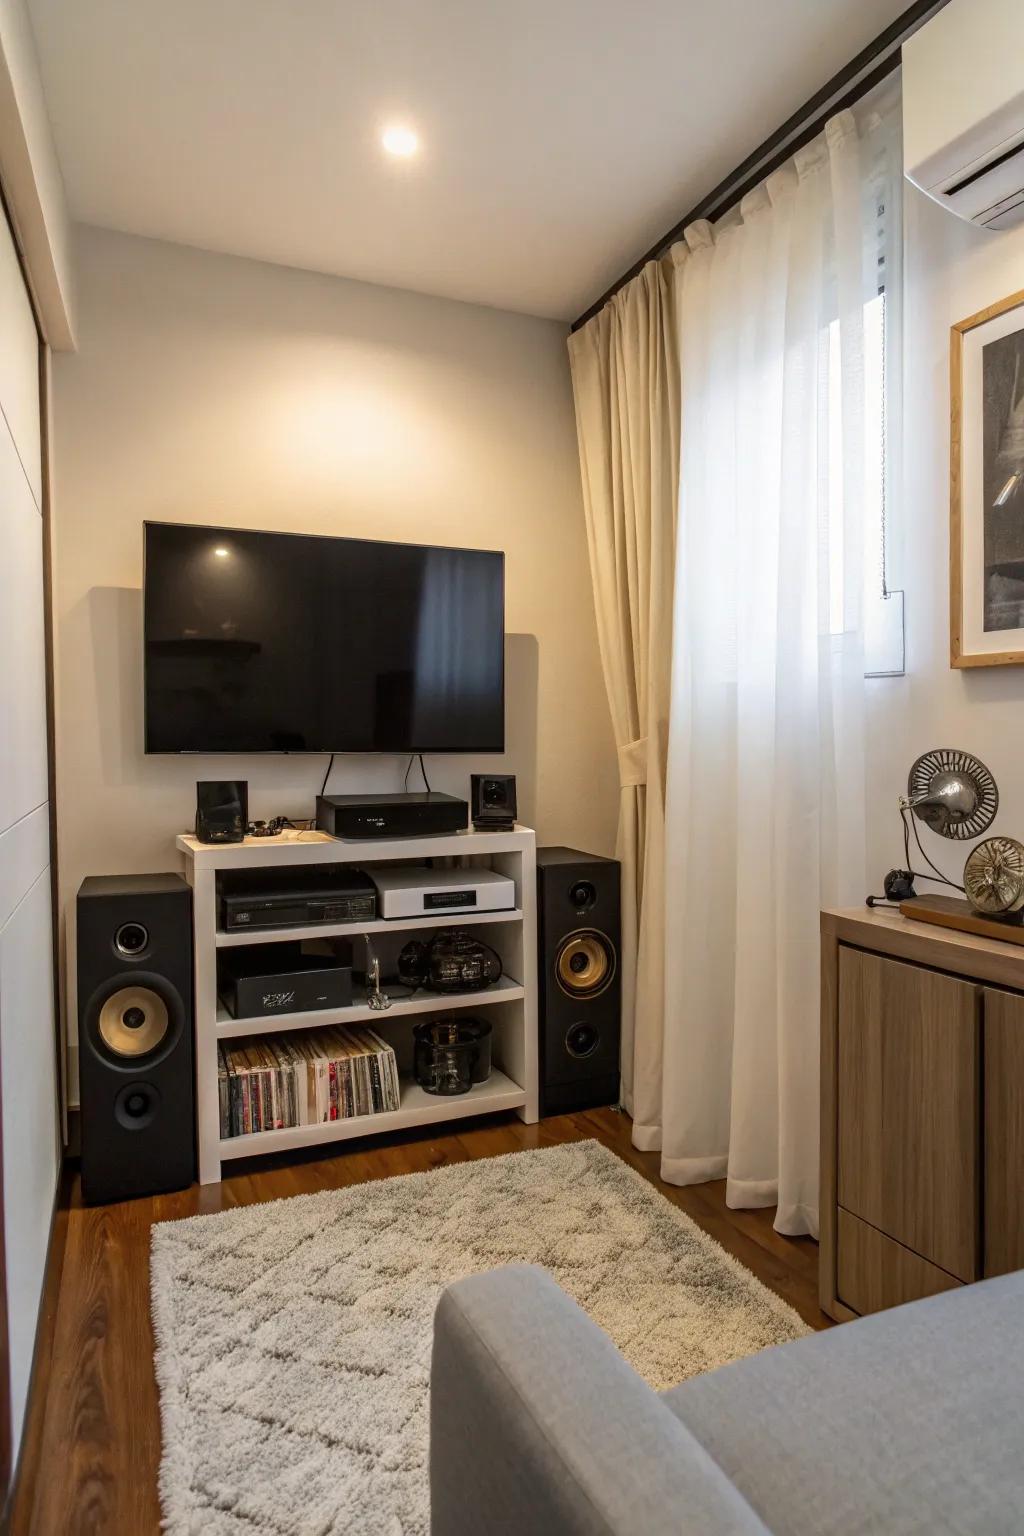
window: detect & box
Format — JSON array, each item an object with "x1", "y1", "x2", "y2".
[
  {"x1": 862, "y1": 105, "x2": 905, "y2": 677},
  {"x1": 827, "y1": 97, "x2": 904, "y2": 676}
]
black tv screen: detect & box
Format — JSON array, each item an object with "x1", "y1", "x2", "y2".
[{"x1": 143, "y1": 523, "x2": 505, "y2": 753}]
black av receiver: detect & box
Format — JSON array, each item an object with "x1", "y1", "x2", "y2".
[
  {"x1": 316, "y1": 792, "x2": 468, "y2": 840},
  {"x1": 219, "y1": 867, "x2": 377, "y2": 932}
]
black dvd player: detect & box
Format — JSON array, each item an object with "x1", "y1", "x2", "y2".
[
  {"x1": 219, "y1": 867, "x2": 377, "y2": 931},
  {"x1": 316, "y1": 792, "x2": 468, "y2": 840}
]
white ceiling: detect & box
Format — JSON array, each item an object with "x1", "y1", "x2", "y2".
[{"x1": 28, "y1": 0, "x2": 909, "y2": 321}]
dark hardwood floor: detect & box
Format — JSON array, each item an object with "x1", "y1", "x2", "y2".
[{"x1": 10, "y1": 1108, "x2": 829, "y2": 1535}]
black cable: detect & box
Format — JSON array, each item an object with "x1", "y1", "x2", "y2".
[
  {"x1": 911, "y1": 817, "x2": 967, "y2": 893},
  {"x1": 381, "y1": 981, "x2": 420, "y2": 1000},
  {"x1": 900, "y1": 806, "x2": 966, "y2": 894},
  {"x1": 320, "y1": 752, "x2": 335, "y2": 796},
  {"x1": 402, "y1": 754, "x2": 432, "y2": 793}
]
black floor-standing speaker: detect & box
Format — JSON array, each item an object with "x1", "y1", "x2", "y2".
[
  {"x1": 77, "y1": 873, "x2": 195, "y2": 1203},
  {"x1": 536, "y1": 847, "x2": 621, "y2": 1116}
]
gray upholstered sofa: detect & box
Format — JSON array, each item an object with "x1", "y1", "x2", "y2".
[{"x1": 430, "y1": 1263, "x2": 1024, "y2": 1535}]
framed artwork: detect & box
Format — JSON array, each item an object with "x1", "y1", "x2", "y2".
[{"x1": 951, "y1": 287, "x2": 1024, "y2": 667}]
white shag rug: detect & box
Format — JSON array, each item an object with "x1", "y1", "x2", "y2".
[{"x1": 151, "y1": 1139, "x2": 808, "y2": 1535}]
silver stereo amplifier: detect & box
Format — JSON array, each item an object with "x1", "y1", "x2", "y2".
[{"x1": 370, "y1": 866, "x2": 515, "y2": 920}]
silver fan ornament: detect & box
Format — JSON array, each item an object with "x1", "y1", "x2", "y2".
[
  {"x1": 901, "y1": 749, "x2": 998, "y2": 841},
  {"x1": 963, "y1": 836, "x2": 1024, "y2": 918}
]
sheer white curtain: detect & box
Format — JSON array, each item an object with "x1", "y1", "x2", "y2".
[{"x1": 659, "y1": 100, "x2": 897, "y2": 1235}]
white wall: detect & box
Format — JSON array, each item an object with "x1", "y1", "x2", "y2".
[
  {"x1": 51, "y1": 226, "x2": 619, "y2": 1096},
  {"x1": 866, "y1": 184, "x2": 1024, "y2": 885},
  {"x1": 0, "y1": 197, "x2": 59, "y2": 1470},
  {"x1": 0, "y1": 0, "x2": 74, "y2": 347}
]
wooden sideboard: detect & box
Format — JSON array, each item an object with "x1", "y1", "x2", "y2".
[{"x1": 820, "y1": 906, "x2": 1024, "y2": 1323}]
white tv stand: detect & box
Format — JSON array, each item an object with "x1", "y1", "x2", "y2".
[{"x1": 176, "y1": 824, "x2": 539, "y2": 1184}]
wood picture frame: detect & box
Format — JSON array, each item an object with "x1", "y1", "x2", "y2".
[{"x1": 951, "y1": 286, "x2": 1024, "y2": 667}]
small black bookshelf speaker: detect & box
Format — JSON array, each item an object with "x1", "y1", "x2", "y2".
[
  {"x1": 196, "y1": 780, "x2": 247, "y2": 844},
  {"x1": 471, "y1": 773, "x2": 517, "y2": 830},
  {"x1": 77, "y1": 873, "x2": 195, "y2": 1203}
]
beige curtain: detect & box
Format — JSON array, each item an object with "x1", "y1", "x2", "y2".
[{"x1": 567, "y1": 254, "x2": 681, "y2": 1139}]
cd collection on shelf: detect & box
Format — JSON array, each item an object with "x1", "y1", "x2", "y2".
[{"x1": 217, "y1": 1025, "x2": 401, "y2": 1138}]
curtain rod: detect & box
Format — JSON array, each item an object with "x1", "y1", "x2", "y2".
[{"x1": 570, "y1": 0, "x2": 948, "y2": 333}]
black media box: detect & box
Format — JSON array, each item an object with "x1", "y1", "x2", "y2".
[
  {"x1": 219, "y1": 867, "x2": 377, "y2": 931},
  {"x1": 217, "y1": 941, "x2": 353, "y2": 1019},
  {"x1": 316, "y1": 791, "x2": 468, "y2": 840}
]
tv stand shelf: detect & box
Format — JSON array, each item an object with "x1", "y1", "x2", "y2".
[
  {"x1": 176, "y1": 824, "x2": 539, "y2": 1183},
  {"x1": 215, "y1": 905, "x2": 525, "y2": 948},
  {"x1": 215, "y1": 974, "x2": 526, "y2": 1039},
  {"x1": 218, "y1": 1070, "x2": 527, "y2": 1162}
]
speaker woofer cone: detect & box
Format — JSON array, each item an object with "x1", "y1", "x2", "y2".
[
  {"x1": 114, "y1": 1081, "x2": 161, "y2": 1131},
  {"x1": 555, "y1": 929, "x2": 616, "y2": 998},
  {"x1": 566, "y1": 1022, "x2": 600, "y2": 1058},
  {"x1": 97, "y1": 986, "x2": 170, "y2": 1058}
]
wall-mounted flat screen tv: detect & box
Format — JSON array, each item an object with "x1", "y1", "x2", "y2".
[{"x1": 143, "y1": 522, "x2": 505, "y2": 753}]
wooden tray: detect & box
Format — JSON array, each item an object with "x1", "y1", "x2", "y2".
[{"x1": 899, "y1": 894, "x2": 1024, "y2": 947}]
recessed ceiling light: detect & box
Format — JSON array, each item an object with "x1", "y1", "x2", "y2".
[
  {"x1": 381, "y1": 125, "x2": 419, "y2": 159},
  {"x1": 213, "y1": 546, "x2": 230, "y2": 558}
]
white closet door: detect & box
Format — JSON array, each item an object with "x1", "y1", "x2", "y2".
[
  {"x1": 0, "y1": 206, "x2": 41, "y2": 509},
  {"x1": 0, "y1": 424, "x2": 48, "y2": 825},
  {"x1": 0, "y1": 202, "x2": 58, "y2": 1470}
]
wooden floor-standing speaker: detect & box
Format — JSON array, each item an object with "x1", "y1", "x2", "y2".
[
  {"x1": 77, "y1": 873, "x2": 195, "y2": 1203},
  {"x1": 536, "y1": 847, "x2": 621, "y2": 1116}
]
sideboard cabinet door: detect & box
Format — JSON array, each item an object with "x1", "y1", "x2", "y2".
[
  {"x1": 984, "y1": 987, "x2": 1024, "y2": 1278},
  {"x1": 837, "y1": 946, "x2": 979, "y2": 1282}
]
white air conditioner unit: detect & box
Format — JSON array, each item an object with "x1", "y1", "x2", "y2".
[{"x1": 903, "y1": 0, "x2": 1024, "y2": 230}]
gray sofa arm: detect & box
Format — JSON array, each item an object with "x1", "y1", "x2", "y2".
[{"x1": 430, "y1": 1264, "x2": 770, "y2": 1536}]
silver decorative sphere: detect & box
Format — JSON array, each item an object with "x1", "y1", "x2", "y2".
[{"x1": 964, "y1": 836, "x2": 1024, "y2": 916}]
